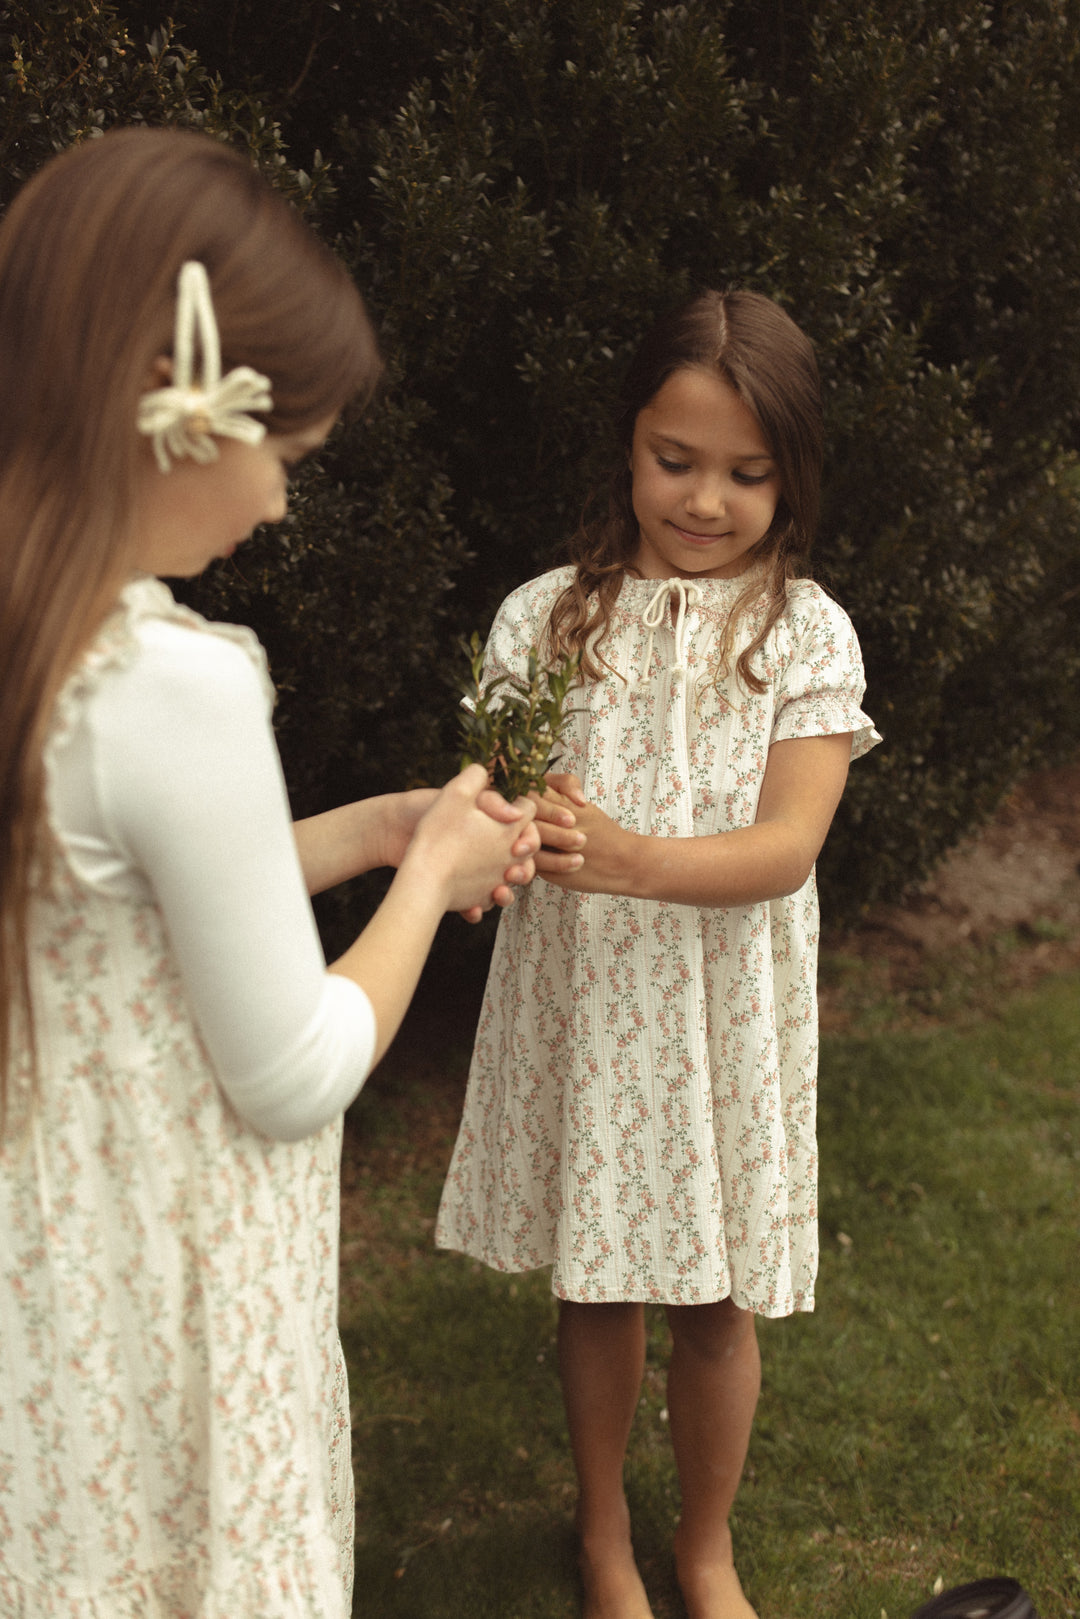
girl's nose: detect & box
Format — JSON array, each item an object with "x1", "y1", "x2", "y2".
[{"x1": 685, "y1": 476, "x2": 726, "y2": 519}]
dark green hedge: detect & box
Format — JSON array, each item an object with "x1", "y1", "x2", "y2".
[{"x1": 5, "y1": 0, "x2": 1080, "y2": 935}]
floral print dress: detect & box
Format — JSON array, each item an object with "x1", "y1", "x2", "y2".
[
  {"x1": 0, "y1": 585, "x2": 353, "y2": 1617},
  {"x1": 436, "y1": 567, "x2": 880, "y2": 1315}
]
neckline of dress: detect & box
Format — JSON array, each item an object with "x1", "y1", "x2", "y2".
[{"x1": 614, "y1": 571, "x2": 752, "y2": 604}]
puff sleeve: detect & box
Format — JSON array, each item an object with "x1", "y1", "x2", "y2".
[{"x1": 769, "y1": 584, "x2": 882, "y2": 761}]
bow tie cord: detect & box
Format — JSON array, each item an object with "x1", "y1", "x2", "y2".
[{"x1": 639, "y1": 579, "x2": 702, "y2": 685}]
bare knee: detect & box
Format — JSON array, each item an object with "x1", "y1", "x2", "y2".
[{"x1": 665, "y1": 1297, "x2": 756, "y2": 1363}]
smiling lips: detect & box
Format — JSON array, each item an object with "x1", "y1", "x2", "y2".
[{"x1": 669, "y1": 522, "x2": 732, "y2": 545}]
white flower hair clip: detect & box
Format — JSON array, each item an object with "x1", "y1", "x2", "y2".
[{"x1": 137, "y1": 260, "x2": 273, "y2": 473}]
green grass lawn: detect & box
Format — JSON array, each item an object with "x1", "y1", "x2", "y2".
[{"x1": 340, "y1": 968, "x2": 1080, "y2": 1617}]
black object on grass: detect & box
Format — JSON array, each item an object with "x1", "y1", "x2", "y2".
[{"x1": 911, "y1": 1578, "x2": 1038, "y2": 1619}]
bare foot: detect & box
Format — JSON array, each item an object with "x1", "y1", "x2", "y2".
[
  {"x1": 676, "y1": 1560, "x2": 758, "y2": 1619},
  {"x1": 576, "y1": 1512, "x2": 655, "y2": 1619},
  {"x1": 674, "y1": 1524, "x2": 758, "y2": 1619}
]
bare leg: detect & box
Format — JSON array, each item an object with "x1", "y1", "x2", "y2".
[
  {"x1": 665, "y1": 1298, "x2": 761, "y2": 1619},
  {"x1": 557, "y1": 1299, "x2": 656, "y2": 1619}
]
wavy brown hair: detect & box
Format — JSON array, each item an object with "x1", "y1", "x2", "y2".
[
  {"x1": 0, "y1": 126, "x2": 382, "y2": 1133},
  {"x1": 547, "y1": 289, "x2": 823, "y2": 688}
]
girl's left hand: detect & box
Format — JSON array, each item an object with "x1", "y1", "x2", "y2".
[
  {"x1": 531, "y1": 772, "x2": 588, "y2": 880},
  {"x1": 533, "y1": 779, "x2": 634, "y2": 893},
  {"x1": 538, "y1": 734, "x2": 854, "y2": 907}
]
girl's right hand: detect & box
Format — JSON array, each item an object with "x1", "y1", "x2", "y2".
[
  {"x1": 330, "y1": 767, "x2": 537, "y2": 1069},
  {"x1": 406, "y1": 764, "x2": 539, "y2": 916}
]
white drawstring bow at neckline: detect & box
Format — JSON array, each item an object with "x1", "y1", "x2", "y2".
[{"x1": 638, "y1": 578, "x2": 702, "y2": 685}]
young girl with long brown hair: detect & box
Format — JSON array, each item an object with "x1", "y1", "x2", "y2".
[
  {"x1": 0, "y1": 126, "x2": 540, "y2": 1617},
  {"x1": 437, "y1": 290, "x2": 881, "y2": 1619}
]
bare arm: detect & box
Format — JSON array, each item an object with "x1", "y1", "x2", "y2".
[
  {"x1": 328, "y1": 766, "x2": 538, "y2": 1066},
  {"x1": 97, "y1": 627, "x2": 540, "y2": 1138},
  {"x1": 537, "y1": 734, "x2": 852, "y2": 907},
  {"x1": 294, "y1": 786, "x2": 540, "y2": 903},
  {"x1": 293, "y1": 791, "x2": 436, "y2": 895}
]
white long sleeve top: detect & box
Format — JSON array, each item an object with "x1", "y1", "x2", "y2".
[{"x1": 45, "y1": 577, "x2": 376, "y2": 1140}]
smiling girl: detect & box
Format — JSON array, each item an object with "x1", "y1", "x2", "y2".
[{"x1": 436, "y1": 290, "x2": 881, "y2": 1619}]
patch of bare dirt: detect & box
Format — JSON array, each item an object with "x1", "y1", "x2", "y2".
[{"x1": 821, "y1": 760, "x2": 1080, "y2": 1029}]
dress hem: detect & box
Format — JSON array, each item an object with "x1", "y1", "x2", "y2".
[{"x1": 434, "y1": 1238, "x2": 815, "y2": 1318}]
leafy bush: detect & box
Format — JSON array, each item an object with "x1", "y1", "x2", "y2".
[
  {"x1": 7, "y1": 0, "x2": 1080, "y2": 929},
  {"x1": 0, "y1": 1, "x2": 474, "y2": 948},
  {"x1": 0, "y1": 1, "x2": 331, "y2": 207}
]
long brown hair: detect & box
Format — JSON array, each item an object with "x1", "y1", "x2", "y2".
[
  {"x1": 0, "y1": 126, "x2": 382, "y2": 1132},
  {"x1": 547, "y1": 289, "x2": 823, "y2": 687}
]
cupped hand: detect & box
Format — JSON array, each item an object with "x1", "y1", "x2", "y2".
[
  {"x1": 477, "y1": 786, "x2": 541, "y2": 863},
  {"x1": 450, "y1": 783, "x2": 540, "y2": 922},
  {"x1": 407, "y1": 764, "x2": 539, "y2": 922},
  {"x1": 531, "y1": 772, "x2": 588, "y2": 879},
  {"x1": 535, "y1": 789, "x2": 635, "y2": 894}
]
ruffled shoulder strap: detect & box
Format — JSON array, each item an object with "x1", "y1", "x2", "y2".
[{"x1": 48, "y1": 575, "x2": 275, "y2": 757}]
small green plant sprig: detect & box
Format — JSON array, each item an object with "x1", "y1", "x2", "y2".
[{"x1": 458, "y1": 633, "x2": 581, "y2": 801}]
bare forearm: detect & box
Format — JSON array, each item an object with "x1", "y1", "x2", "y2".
[
  {"x1": 543, "y1": 735, "x2": 852, "y2": 907},
  {"x1": 294, "y1": 791, "x2": 436, "y2": 896},
  {"x1": 328, "y1": 859, "x2": 446, "y2": 1066},
  {"x1": 324, "y1": 766, "x2": 538, "y2": 1064},
  {"x1": 587, "y1": 819, "x2": 821, "y2": 907}
]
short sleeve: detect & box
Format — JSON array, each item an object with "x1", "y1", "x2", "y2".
[
  {"x1": 481, "y1": 573, "x2": 569, "y2": 684},
  {"x1": 770, "y1": 584, "x2": 882, "y2": 762}
]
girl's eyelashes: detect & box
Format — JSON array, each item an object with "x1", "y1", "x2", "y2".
[{"x1": 653, "y1": 453, "x2": 774, "y2": 486}]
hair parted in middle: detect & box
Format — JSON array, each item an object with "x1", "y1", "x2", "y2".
[{"x1": 546, "y1": 288, "x2": 824, "y2": 692}]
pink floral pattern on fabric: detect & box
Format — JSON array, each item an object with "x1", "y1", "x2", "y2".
[
  {"x1": 0, "y1": 581, "x2": 352, "y2": 1617},
  {"x1": 436, "y1": 568, "x2": 880, "y2": 1315}
]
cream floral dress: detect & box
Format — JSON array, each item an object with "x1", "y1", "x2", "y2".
[
  {"x1": 0, "y1": 585, "x2": 353, "y2": 1617},
  {"x1": 436, "y1": 567, "x2": 880, "y2": 1314}
]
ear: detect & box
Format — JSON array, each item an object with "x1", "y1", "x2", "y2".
[{"x1": 146, "y1": 355, "x2": 173, "y2": 389}]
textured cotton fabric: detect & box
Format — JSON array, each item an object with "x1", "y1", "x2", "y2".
[
  {"x1": 436, "y1": 567, "x2": 880, "y2": 1315},
  {"x1": 0, "y1": 579, "x2": 374, "y2": 1617}
]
